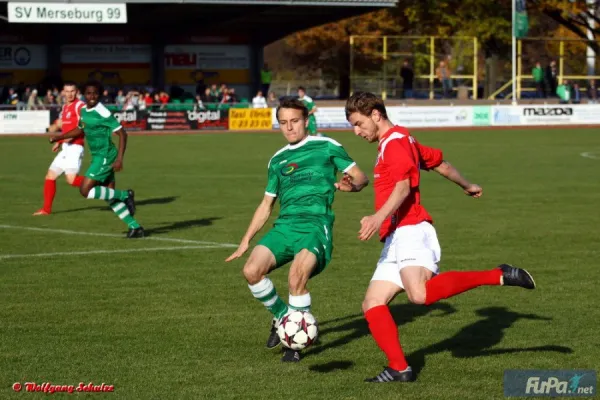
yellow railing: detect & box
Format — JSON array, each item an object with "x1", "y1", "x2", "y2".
[
  {"x1": 489, "y1": 37, "x2": 600, "y2": 99},
  {"x1": 349, "y1": 35, "x2": 479, "y2": 100}
]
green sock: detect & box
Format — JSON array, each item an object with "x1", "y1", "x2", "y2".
[
  {"x1": 88, "y1": 186, "x2": 128, "y2": 201},
  {"x1": 249, "y1": 277, "x2": 289, "y2": 319},
  {"x1": 108, "y1": 200, "x2": 141, "y2": 229}
]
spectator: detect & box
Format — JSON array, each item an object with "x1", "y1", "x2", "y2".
[
  {"x1": 195, "y1": 94, "x2": 205, "y2": 110},
  {"x1": 143, "y1": 92, "x2": 153, "y2": 108},
  {"x1": 27, "y1": 89, "x2": 43, "y2": 110},
  {"x1": 252, "y1": 90, "x2": 268, "y2": 108},
  {"x1": 6, "y1": 88, "x2": 19, "y2": 106},
  {"x1": 228, "y1": 88, "x2": 238, "y2": 103},
  {"x1": 159, "y1": 91, "x2": 170, "y2": 105},
  {"x1": 556, "y1": 79, "x2": 571, "y2": 104},
  {"x1": 545, "y1": 60, "x2": 558, "y2": 98},
  {"x1": 532, "y1": 61, "x2": 545, "y2": 98},
  {"x1": 115, "y1": 90, "x2": 126, "y2": 109},
  {"x1": 400, "y1": 59, "x2": 414, "y2": 99},
  {"x1": 209, "y1": 84, "x2": 220, "y2": 100},
  {"x1": 261, "y1": 63, "x2": 272, "y2": 96},
  {"x1": 100, "y1": 89, "x2": 112, "y2": 104},
  {"x1": 267, "y1": 91, "x2": 278, "y2": 108},
  {"x1": 436, "y1": 60, "x2": 452, "y2": 98},
  {"x1": 201, "y1": 87, "x2": 217, "y2": 104},
  {"x1": 588, "y1": 79, "x2": 598, "y2": 104},
  {"x1": 572, "y1": 83, "x2": 582, "y2": 104}
]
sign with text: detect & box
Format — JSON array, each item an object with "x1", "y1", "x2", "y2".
[
  {"x1": 230, "y1": 108, "x2": 272, "y2": 131},
  {"x1": 8, "y1": 3, "x2": 127, "y2": 24}
]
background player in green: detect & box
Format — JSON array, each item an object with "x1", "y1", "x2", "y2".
[
  {"x1": 298, "y1": 86, "x2": 321, "y2": 136},
  {"x1": 226, "y1": 98, "x2": 369, "y2": 362},
  {"x1": 49, "y1": 81, "x2": 144, "y2": 238}
]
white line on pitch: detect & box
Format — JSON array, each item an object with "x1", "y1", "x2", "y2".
[
  {"x1": 0, "y1": 224, "x2": 237, "y2": 247},
  {"x1": 0, "y1": 245, "x2": 226, "y2": 260},
  {"x1": 580, "y1": 152, "x2": 600, "y2": 160}
]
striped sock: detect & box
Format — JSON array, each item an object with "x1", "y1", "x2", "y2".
[
  {"x1": 289, "y1": 293, "x2": 311, "y2": 312},
  {"x1": 87, "y1": 186, "x2": 128, "y2": 201},
  {"x1": 108, "y1": 200, "x2": 140, "y2": 229},
  {"x1": 249, "y1": 278, "x2": 288, "y2": 319}
]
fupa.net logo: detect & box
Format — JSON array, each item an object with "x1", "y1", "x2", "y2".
[
  {"x1": 526, "y1": 373, "x2": 594, "y2": 396},
  {"x1": 504, "y1": 369, "x2": 597, "y2": 397}
]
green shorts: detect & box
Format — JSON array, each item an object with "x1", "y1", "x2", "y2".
[
  {"x1": 85, "y1": 156, "x2": 116, "y2": 184},
  {"x1": 307, "y1": 117, "x2": 318, "y2": 135},
  {"x1": 258, "y1": 219, "x2": 333, "y2": 278}
]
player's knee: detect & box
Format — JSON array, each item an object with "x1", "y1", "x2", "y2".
[
  {"x1": 405, "y1": 288, "x2": 427, "y2": 305},
  {"x1": 362, "y1": 297, "x2": 386, "y2": 314},
  {"x1": 65, "y1": 175, "x2": 75, "y2": 185},
  {"x1": 45, "y1": 171, "x2": 58, "y2": 180},
  {"x1": 242, "y1": 263, "x2": 264, "y2": 285},
  {"x1": 79, "y1": 185, "x2": 90, "y2": 198}
]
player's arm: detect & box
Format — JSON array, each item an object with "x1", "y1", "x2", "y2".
[
  {"x1": 359, "y1": 179, "x2": 410, "y2": 241},
  {"x1": 359, "y1": 139, "x2": 416, "y2": 241},
  {"x1": 49, "y1": 127, "x2": 83, "y2": 143},
  {"x1": 433, "y1": 161, "x2": 482, "y2": 197},
  {"x1": 112, "y1": 127, "x2": 127, "y2": 172},
  {"x1": 335, "y1": 164, "x2": 369, "y2": 192},
  {"x1": 225, "y1": 195, "x2": 276, "y2": 262}
]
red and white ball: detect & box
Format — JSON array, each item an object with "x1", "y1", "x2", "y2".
[{"x1": 277, "y1": 310, "x2": 318, "y2": 350}]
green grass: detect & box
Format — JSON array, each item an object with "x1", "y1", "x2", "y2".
[{"x1": 1, "y1": 129, "x2": 599, "y2": 399}]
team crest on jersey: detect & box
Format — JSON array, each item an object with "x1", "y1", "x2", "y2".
[{"x1": 280, "y1": 163, "x2": 299, "y2": 176}]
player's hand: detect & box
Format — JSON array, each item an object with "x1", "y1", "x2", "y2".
[
  {"x1": 359, "y1": 214, "x2": 383, "y2": 241},
  {"x1": 464, "y1": 184, "x2": 483, "y2": 198},
  {"x1": 48, "y1": 134, "x2": 61, "y2": 144},
  {"x1": 334, "y1": 174, "x2": 354, "y2": 192},
  {"x1": 112, "y1": 159, "x2": 123, "y2": 172},
  {"x1": 225, "y1": 242, "x2": 249, "y2": 262},
  {"x1": 52, "y1": 143, "x2": 60, "y2": 152}
]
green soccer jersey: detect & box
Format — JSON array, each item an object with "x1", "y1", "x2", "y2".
[
  {"x1": 301, "y1": 96, "x2": 317, "y2": 122},
  {"x1": 265, "y1": 135, "x2": 356, "y2": 223},
  {"x1": 78, "y1": 103, "x2": 122, "y2": 159}
]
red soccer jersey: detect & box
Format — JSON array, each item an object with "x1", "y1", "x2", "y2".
[
  {"x1": 58, "y1": 100, "x2": 85, "y2": 145},
  {"x1": 373, "y1": 125, "x2": 444, "y2": 241}
]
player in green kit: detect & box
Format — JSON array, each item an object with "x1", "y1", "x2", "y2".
[
  {"x1": 298, "y1": 87, "x2": 320, "y2": 136},
  {"x1": 226, "y1": 98, "x2": 369, "y2": 362},
  {"x1": 49, "y1": 81, "x2": 144, "y2": 238}
]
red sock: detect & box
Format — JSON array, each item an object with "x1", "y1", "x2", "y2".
[
  {"x1": 70, "y1": 175, "x2": 84, "y2": 187},
  {"x1": 424, "y1": 269, "x2": 502, "y2": 305},
  {"x1": 364, "y1": 305, "x2": 408, "y2": 371},
  {"x1": 42, "y1": 179, "x2": 56, "y2": 212}
]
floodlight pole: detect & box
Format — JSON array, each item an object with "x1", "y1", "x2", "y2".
[{"x1": 511, "y1": 0, "x2": 517, "y2": 105}]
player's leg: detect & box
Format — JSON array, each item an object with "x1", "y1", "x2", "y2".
[
  {"x1": 245, "y1": 227, "x2": 294, "y2": 348},
  {"x1": 63, "y1": 145, "x2": 86, "y2": 188},
  {"x1": 363, "y1": 239, "x2": 414, "y2": 383},
  {"x1": 400, "y1": 223, "x2": 535, "y2": 307},
  {"x1": 33, "y1": 168, "x2": 60, "y2": 215},
  {"x1": 80, "y1": 161, "x2": 143, "y2": 238},
  {"x1": 34, "y1": 148, "x2": 67, "y2": 215}
]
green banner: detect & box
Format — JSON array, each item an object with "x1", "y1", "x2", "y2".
[{"x1": 515, "y1": 0, "x2": 529, "y2": 38}]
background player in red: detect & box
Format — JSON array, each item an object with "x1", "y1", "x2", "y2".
[
  {"x1": 33, "y1": 81, "x2": 86, "y2": 215},
  {"x1": 343, "y1": 92, "x2": 536, "y2": 383}
]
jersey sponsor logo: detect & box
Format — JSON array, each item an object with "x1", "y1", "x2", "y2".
[{"x1": 280, "y1": 163, "x2": 299, "y2": 176}]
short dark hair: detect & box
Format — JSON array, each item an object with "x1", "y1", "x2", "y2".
[
  {"x1": 83, "y1": 80, "x2": 103, "y2": 95},
  {"x1": 345, "y1": 91, "x2": 388, "y2": 120},
  {"x1": 63, "y1": 80, "x2": 77, "y2": 89},
  {"x1": 298, "y1": 86, "x2": 306, "y2": 92},
  {"x1": 276, "y1": 97, "x2": 308, "y2": 119}
]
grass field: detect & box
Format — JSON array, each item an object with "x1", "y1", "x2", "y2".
[{"x1": 1, "y1": 128, "x2": 599, "y2": 399}]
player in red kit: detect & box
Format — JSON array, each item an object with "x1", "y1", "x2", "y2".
[
  {"x1": 33, "y1": 82, "x2": 86, "y2": 215},
  {"x1": 343, "y1": 92, "x2": 536, "y2": 383}
]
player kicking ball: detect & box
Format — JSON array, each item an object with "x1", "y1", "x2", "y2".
[
  {"x1": 344, "y1": 92, "x2": 536, "y2": 383},
  {"x1": 34, "y1": 81, "x2": 86, "y2": 215},
  {"x1": 226, "y1": 98, "x2": 369, "y2": 362},
  {"x1": 49, "y1": 81, "x2": 144, "y2": 238}
]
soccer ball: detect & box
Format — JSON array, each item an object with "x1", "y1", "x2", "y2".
[{"x1": 277, "y1": 310, "x2": 318, "y2": 350}]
